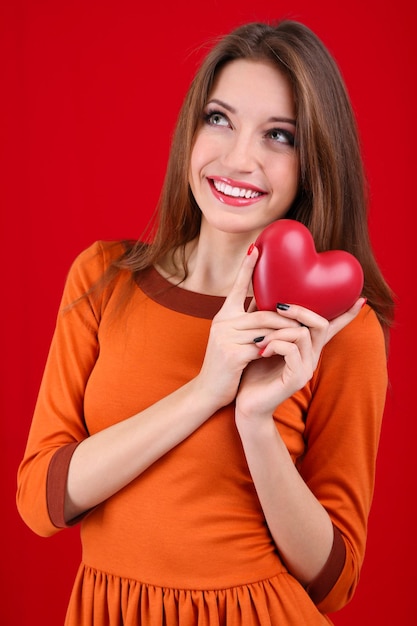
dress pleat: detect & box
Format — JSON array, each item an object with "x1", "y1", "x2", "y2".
[{"x1": 65, "y1": 564, "x2": 332, "y2": 626}]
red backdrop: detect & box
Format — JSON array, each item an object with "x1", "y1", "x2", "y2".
[{"x1": 1, "y1": 0, "x2": 416, "y2": 624}]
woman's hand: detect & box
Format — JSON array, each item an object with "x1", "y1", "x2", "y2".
[
  {"x1": 235, "y1": 297, "x2": 366, "y2": 420},
  {"x1": 195, "y1": 246, "x2": 301, "y2": 411}
]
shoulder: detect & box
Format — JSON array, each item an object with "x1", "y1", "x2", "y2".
[
  {"x1": 61, "y1": 240, "x2": 129, "y2": 306},
  {"x1": 327, "y1": 304, "x2": 386, "y2": 357},
  {"x1": 67, "y1": 239, "x2": 128, "y2": 281},
  {"x1": 69, "y1": 240, "x2": 128, "y2": 273},
  {"x1": 315, "y1": 304, "x2": 388, "y2": 386}
]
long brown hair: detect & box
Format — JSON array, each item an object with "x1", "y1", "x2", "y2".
[{"x1": 113, "y1": 20, "x2": 395, "y2": 329}]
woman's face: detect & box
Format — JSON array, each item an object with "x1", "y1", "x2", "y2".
[{"x1": 189, "y1": 58, "x2": 300, "y2": 238}]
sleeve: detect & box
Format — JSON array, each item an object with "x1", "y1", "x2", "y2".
[
  {"x1": 16, "y1": 241, "x2": 122, "y2": 537},
  {"x1": 298, "y1": 305, "x2": 388, "y2": 613}
]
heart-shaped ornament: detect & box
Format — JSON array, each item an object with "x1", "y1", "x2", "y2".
[{"x1": 253, "y1": 219, "x2": 364, "y2": 320}]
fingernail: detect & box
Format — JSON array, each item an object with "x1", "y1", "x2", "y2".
[
  {"x1": 253, "y1": 336, "x2": 265, "y2": 343},
  {"x1": 276, "y1": 303, "x2": 290, "y2": 311},
  {"x1": 247, "y1": 243, "x2": 255, "y2": 255},
  {"x1": 258, "y1": 347, "x2": 266, "y2": 356}
]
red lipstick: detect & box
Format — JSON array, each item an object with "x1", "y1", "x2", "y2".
[{"x1": 208, "y1": 176, "x2": 266, "y2": 207}]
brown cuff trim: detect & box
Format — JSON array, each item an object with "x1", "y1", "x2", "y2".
[
  {"x1": 305, "y1": 524, "x2": 346, "y2": 605},
  {"x1": 46, "y1": 442, "x2": 82, "y2": 528}
]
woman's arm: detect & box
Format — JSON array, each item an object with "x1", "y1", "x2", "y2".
[
  {"x1": 235, "y1": 411, "x2": 334, "y2": 585},
  {"x1": 235, "y1": 303, "x2": 387, "y2": 611},
  {"x1": 64, "y1": 375, "x2": 223, "y2": 521}
]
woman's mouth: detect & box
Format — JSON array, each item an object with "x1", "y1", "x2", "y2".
[
  {"x1": 212, "y1": 179, "x2": 262, "y2": 199},
  {"x1": 208, "y1": 177, "x2": 266, "y2": 206}
]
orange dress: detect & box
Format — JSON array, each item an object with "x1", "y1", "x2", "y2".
[{"x1": 17, "y1": 241, "x2": 388, "y2": 625}]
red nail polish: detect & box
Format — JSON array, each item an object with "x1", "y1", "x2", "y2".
[
  {"x1": 258, "y1": 347, "x2": 266, "y2": 356},
  {"x1": 247, "y1": 243, "x2": 255, "y2": 255}
]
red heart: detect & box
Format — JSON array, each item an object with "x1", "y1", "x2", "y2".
[{"x1": 253, "y1": 219, "x2": 364, "y2": 320}]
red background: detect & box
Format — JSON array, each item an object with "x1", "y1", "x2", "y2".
[{"x1": 1, "y1": 0, "x2": 416, "y2": 624}]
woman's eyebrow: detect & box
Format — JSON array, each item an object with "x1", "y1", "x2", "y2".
[
  {"x1": 207, "y1": 98, "x2": 296, "y2": 126},
  {"x1": 268, "y1": 116, "x2": 296, "y2": 127},
  {"x1": 207, "y1": 98, "x2": 236, "y2": 113}
]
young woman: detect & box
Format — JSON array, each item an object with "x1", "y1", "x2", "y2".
[{"x1": 17, "y1": 20, "x2": 394, "y2": 625}]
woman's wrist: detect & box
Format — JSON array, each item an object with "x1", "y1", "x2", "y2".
[{"x1": 235, "y1": 405, "x2": 277, "y2": 441}]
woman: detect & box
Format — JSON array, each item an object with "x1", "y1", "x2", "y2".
[{"x1": 17, "y1": 19, "x2": 394, "y2": 625}]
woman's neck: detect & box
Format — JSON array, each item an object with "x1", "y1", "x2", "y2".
[{"x1": 158, "y1": 230, "x2": 256, "y2": 297}]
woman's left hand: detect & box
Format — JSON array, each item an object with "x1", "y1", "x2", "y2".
[{"x1": 236, "y1": 298, "x2": 366, "y2": 419}]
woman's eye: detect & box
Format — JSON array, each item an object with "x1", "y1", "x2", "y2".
[
  {"x1": 204, "y1": 111, "x2": 229, "y2": 127},
  {"x1": 267, "y1": 128, "x2": 295, "y2": 146}
]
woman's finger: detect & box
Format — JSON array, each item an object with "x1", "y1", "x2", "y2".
[
  {"x1": 273, "y1": 298, "x2": 366, "y2": 348},
  {"x1": 275, "y1": 302, "x2": 329, "y2": 331},
  {"x1": 327, "y1": 298, "x2": 367, "y2": 341},
  {"x1": 259, "y1": 326, "x2": 313, "y2": 368},
  {"x1": 221, "y1": 245, "x2": 259, "y2": 313}
]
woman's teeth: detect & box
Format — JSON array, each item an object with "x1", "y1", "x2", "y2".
[{"x1": 213, "y1": 180, "x2": 262, "y2": 199}]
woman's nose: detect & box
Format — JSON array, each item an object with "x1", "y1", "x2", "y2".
[{"x1": 221, "y1": 132, "x2": 258, "y2": 172}]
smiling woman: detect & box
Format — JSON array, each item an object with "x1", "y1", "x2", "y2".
[{"x1": 16, "y1": 19, "x2": 394, "y2": 626}]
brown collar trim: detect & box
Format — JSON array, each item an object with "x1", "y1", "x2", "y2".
[{"x1": 134, "y1": 266, "x2": 228, "y2": 320}]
